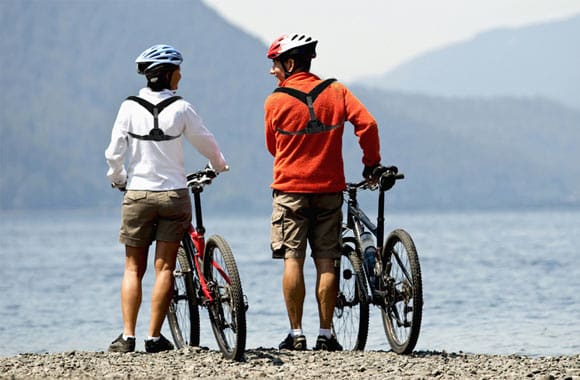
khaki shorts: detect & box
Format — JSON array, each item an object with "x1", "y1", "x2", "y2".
[
  {"x1": 270, "y1": 190, "x2": 343, "y2": 260},
  {"x1": 120, "y1": 189, "x2": 192, "y2": 247}
]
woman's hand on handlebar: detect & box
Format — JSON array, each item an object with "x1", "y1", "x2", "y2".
[
  {"x1": 206, "y1": 162, "x2": 230, "y2": 174},
  {"x1": 111, "y1": 182, "x2": 126, "y2": 192},
  {"x1": 187, "y1": 164, "x2": 229, "y2": 189}
]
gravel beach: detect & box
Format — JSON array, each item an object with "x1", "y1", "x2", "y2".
[{"x1": 1, "y1": 348, "x2": 578, "y2": 380}]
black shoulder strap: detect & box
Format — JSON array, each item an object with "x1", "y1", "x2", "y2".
[
  {"x1": 309, "y1": 78, "x2": 337, "y2": 100},
  {"x1": 272, "y1": 79, "x2": 342, "y2": 136},
  {"x1": 273, "y1": 78, "x2": 336, "y2": 105},
  {"x1": 126, "y1": 96, "x2": 182, "y2": 117},
  {"x1": 125, "y1": 96, "x2": 183, "y2": 141}
]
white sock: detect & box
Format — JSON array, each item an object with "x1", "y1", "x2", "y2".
[
  {"x1": 290, "y1": 329, "x2": 303, "y2": 337},
  {"x1": 319, "y1": 328, "x2": 332, "y2": 339},
  {"x1": 147, "y1": 336, "x2": 160, "y2": 342},
  {"x1": 122, "y1": 334, "x2": 135, "y2": 340}
]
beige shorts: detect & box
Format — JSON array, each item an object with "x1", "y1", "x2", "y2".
[
  {"x1": 120, "y1": 189, "x2": 192, "y2": 247},
  {"x1": 270, "y1": 190, "x2": 343, "y2": 260}
]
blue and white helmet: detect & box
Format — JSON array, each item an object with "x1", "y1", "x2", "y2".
[{"x1": 135, "y1": 44, "x2": 183, "y2": 76}]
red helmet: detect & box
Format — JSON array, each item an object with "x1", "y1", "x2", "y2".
[{"x1": 267, "y1": 33, "x2": 318, "y2": 59}]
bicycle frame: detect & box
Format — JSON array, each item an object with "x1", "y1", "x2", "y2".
[
  {"x1": 344, "y1": 177, "x2": 403, "y2": 303},
  {"x1": 184, "y1": 186, "x2": 232, "y2": 304},
  {"x1": 344, "y1": 180, "x2": 387, "y2": 259}
]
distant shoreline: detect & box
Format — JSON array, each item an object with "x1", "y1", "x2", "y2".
[{"x1": 1, "y1": 348, "x2": 578, "y2": 379}]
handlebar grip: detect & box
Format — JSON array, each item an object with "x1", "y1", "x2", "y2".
[{"x1": 379, "y1": 170, "x2": 404, "y2": 191}]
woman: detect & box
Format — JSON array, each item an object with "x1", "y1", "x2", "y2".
[{"x1": 105, "y1": 44, "x2": 228, "y2": 353}]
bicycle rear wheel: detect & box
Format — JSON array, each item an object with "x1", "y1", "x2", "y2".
[
  {"x1": 332, "y1": 240, "x2": 369, "y2": 350},
  {"x1": 203, "y1": 235, "x2": 247, "y2": 361},
  {"x1": 380, "y1": 229, "x2": 423, "y2": 354},
  {"x1": 167, "y1": 244, "x2": 200, "y2": 348}
]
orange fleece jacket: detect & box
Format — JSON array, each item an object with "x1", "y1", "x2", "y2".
[{"x1": 264, "y1": 72, "x2": 381, "y2": 193}]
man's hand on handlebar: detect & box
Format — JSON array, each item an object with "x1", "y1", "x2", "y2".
[
  {"x1": 362, "y1": 164, "x2": 399, "y2": 190},
  {"x1": 363, "y1": 163, "x2": 398, "y2": 179}
]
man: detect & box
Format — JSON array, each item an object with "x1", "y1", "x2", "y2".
[
  {"x1": 264, "y1": 33, "x2": 383, "y2": 351},
  {"x1": 105, "y1": 44, "x2": 228, "y2": 353}
]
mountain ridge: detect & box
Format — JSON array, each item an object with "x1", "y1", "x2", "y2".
[
  {"x1": 1, "y1": 1, "x2": 578, "y2": 212},
  {"x1": 357, "y1": 14, "x2": 580, "y2": 110}
]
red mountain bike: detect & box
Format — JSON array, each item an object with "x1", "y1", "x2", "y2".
[{"x1": 166, "y1": 168, "x2": 248, "y2": 361}]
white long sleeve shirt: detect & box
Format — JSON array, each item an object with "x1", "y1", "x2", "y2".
[{"x1": 105, "y1": 87, "x2": 227, "y2": 190}]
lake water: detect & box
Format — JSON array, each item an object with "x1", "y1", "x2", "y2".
[{"x1": 1, "y1": 208, "x2": 579, "y2": 357}]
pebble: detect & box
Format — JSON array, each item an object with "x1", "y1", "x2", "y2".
[{"x1": 0, "y1": 348, "x2": 578, "y2": 380}]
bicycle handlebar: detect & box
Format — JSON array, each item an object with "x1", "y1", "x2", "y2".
[
  {"x1": 186, "y1": 168, "x2": 218, "y2": 189},
  {"x1": 110, "y1": 165, "x2": 227, "y2": 194},
  {"x1": 348, "y1": 170, "x2": 404, "y2": 191},
  {"x1": 186, "y1": 165, "x2": 230, "y2": 189}
]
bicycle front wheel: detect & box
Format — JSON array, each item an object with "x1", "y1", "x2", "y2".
[
  {"x1": 380, "y1": 229, "x2": 423, "y2": 354},
  {"x1": 203, "y1": 235, "x2": 247, "y2": 361},
  {"x1": 332, "y1": 241, "x2": 369, "y2": 351},
  {"x1": 167, "y1": 244, "x2": 200, "y2": 348}
]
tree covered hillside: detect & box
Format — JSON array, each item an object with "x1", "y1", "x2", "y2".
[
  {"x1": 348, "y1": 87, "x2": 580, "y2": 210},
  {"x1": 1, "y1": 1, "x2": 578, "y2": 212},
  {"x1": 0, "y1": 0, "x2": 273, "y2": 211}
]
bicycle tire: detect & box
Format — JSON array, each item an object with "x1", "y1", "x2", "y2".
[
  {"x1": 167, "y1": 244, "x2": 200, "y2": 348},
  {"x1": 203, "y1": 235, "x2": 246, "y2": 361},
  {"x1": 332, "y1": 240, "x2": 369, "y2": 351},
  {"x1": 380, "y1": 229, "x2": 423, "y2": 354}
]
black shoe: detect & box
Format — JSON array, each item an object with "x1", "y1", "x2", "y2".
[
  {"x1": 314, "y1": 335, "x2": 343, "y2": 351},
  {"x1": 278, "y1": 334, "x2": 307, "y2": 350},
  {"x1": 108, "y1": 334, "x2": 136, "y2": 353},
  {"x1": 145, "y1": 334, "x2": 174, "y2": 353}
]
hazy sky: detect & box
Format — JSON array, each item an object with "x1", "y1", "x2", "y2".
[{"x1": 202, "y1": 0, "x2": 580, "y2": 82}]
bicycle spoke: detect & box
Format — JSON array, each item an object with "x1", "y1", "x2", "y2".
[{"x1": 390, "y1": 245, "x2": 414, "y2": 285}]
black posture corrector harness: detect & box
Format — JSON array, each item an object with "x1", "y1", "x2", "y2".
[
  {"x1": 126, "y1": 96, "x2": 182, "y2": 141},
  {"x1": 273, "y1": 78, "x2": 342, "y2": 135}
]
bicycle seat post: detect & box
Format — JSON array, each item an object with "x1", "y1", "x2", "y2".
[
  {"x1": 192, "y1": 189, "x2": 206, "y2": 235},
  {"x1": 376, "y1": 189, "x2": 385, "y2": 252},
  {"x1": 346, "y1": 185, "x2": 358, "y2": 229}
]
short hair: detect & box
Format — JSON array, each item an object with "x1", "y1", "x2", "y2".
[
  {"x1": 146, "y1": 66, "x2": 176, "y2": 91},
  {"x1": 279, "y1": 45, "x2": 315, "y2": 72}
]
